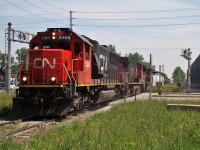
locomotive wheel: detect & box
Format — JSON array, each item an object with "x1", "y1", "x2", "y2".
[
  {"x1": 127, "y1": 89, "x2": 132, "y2": 97},
  {"x1": 116, "y1": 89, "x2": 122, "y2": 99}
]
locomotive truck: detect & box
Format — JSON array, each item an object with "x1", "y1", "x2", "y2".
[{"x1": 13, "y1": 28, "x2": 148, "y2": 116}]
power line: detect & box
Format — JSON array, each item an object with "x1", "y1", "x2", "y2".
[
  {"x1": 23, "y1": 0, "x2": 67, "y2": 18},
  {"x1": 75, "y1": 7, "x2": 200, "y2": 14},
  {"x1": 39, "y1": 0, "x2": 69, "y2": 12},
  {"x1": 2, "y1": 13, "x2": 200, "y2": 21},
  {"x1": 3, "y1": 22, "x2": 200, "y2": 29},
  {"x1": 4, "y1": 0, "x2": 51, "y2": 21},
  {"x1": 2, "y1": 13, "x2": 200, "y2": 27},
  {"x1": 0, "y1": 13, "x2": 68, "y2": 17},
  {"x1": 4, "y1": 0, "x2": 66, "y2": 26},
  {"x1": 74, "y1": 14, "x2": 200, "y2": 21},
  {"x1": 0, "y1": 19, "x2": 68, "y2": 27},
  {"x1": 13, "y1": 19, "x2": 68, "y2": 25},
  {"x1": 74, "y1": 22, "x2": 200, "y2": 28},
  {"x1": 116, "y1": 47, "x2": 200, "y2": 51},
  {"x1": 10, "y1": 26, "x2": 66, "y2": 29}
]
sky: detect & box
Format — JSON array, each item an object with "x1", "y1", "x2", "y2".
[{"x1": 0, "y1": 0, "x2": 200, "y2": 79}]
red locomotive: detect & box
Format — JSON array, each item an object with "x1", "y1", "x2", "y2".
[{"x1": 13, "y1": 28, "x2": 148, "y2": 116}]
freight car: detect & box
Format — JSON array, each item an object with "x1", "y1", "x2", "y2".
[{"x1": 13, "y1": 28, "x2": 147, "y2": 117}]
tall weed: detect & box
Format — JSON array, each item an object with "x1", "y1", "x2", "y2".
[{"x1": 0, "y1": 91, "x2": 12, "y2": 116}]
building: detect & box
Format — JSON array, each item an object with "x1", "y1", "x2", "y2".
[
  {"x1": 191, "y1": 54, "x2": 200, "y2": 88},
  {"x1": 152, "y1": 71, "x2": 170, "y2": 86}
]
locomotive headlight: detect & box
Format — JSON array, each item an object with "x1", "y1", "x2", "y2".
[
  {"x1": 22, "y1": 76, "x2": 27, "y2": 81},
  {"x1": 52, "y1": 32, "x2": 56, "y2": 40},
  {"x1": 51, "y1": 77, "x2": 56, "y2": 82},
  {"x1": 52, "y1": 35, "x2": 56, "y2": 40}
]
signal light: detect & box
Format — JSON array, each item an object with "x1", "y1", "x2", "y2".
[{"x1": 18, "y1": 33, "x2": 26, "y2": 40}]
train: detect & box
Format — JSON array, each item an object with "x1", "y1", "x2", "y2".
[{"x1": 13, "y1": 28, "x2": 150, "y2": 117}]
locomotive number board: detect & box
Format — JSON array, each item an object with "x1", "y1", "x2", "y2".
[
  {"x1": 41, "y1": 35, "x2": 71, "y2": 40},
  {"x1": 41, "y1": 35, "x2": 51, "y2": 40},
  {"x1": 58, "y1": 35, "x2": 71, "y2": 40}
]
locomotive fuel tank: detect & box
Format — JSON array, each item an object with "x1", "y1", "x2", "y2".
[{"x1": 93, "y1": 90, "x2": 116, "y2": 104}]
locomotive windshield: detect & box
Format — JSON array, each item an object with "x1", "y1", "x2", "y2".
[{"x1": 31, "y1": 42, "x2": 70, "y2": 50}]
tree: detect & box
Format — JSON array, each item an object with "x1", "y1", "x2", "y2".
[
  {"x1": 0, "y1": 52, "x2": 6, "y2": 68},
  {"x1": 107, "y1": 44, "x2": 121, "y2": 55},
  {"x1": 172, "y1": 66, "x2": 185, "y2": 82},
  {"x1": 15, "y1": 47, "x2": 29, "y2": 63},
  {"x1": 125, "y1": 52, "x2": 151, "y2": 69},
  {"x1": 127, "y1": 52, "x2": 144, "y2": 63},
  {"x1": 11, "y1": 47, "x2": 29, "y2": 74},
  {"x1": 108, "y1": 44, "x2": 116, "y2": 53},
  {"x1": 141, "y1": 61, "x2": 151, "y2": 69}
]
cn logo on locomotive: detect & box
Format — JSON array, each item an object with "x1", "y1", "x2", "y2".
[{"x1": 34, "y1": 58, "x2": 56, "y2": 69}]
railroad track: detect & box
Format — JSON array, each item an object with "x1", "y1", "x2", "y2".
[
  {"x1": 0, "y1": 94, "x2": 142, "y2": 143},
  {"x1": 12, "y1": 119, "x2": 57, "y2": 142},
  {"x1": 0, "y1": 108, "x2": 98, "y2": 143},
  {"x1": 0, "y1": 118, "x2": 57, "y2": 142},
  {"x1": 0, "y1": 116, "x2": 35, "y2": 139},
  {"x1": 0, "y1": 112, "x2": 78, "y2": 143},
  {"x1": 0, "y1": 115, "x2": 36, "y2": 127},
  {"x1": 0, "y1": 119, "x2": 23, "y2": 127}
]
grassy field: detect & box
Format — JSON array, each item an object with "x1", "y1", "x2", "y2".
[
  {"x1": 153, "y1": 82, "x2": 184, "y2": 93},
  {"x1": 1, "y1": 99, "x2": 200, "y2": 149},
  {"x1": 0, "y1": 91, "x2": 13, "y2": 117}
]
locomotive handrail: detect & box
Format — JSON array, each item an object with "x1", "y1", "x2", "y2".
[
  {"x1": 63, "y1": 64, "x2": 72, "y2": 98},
  {"x1": 72, "y1": 58, "x2": 82, "y2": 95}
]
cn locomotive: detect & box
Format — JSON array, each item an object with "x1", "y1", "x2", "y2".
[{"x1": 13, "y1": 28, "x2": 149, "y2": 116}]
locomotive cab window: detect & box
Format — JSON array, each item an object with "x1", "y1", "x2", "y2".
[
  {"x1": 57, "y1": 43, "x2": 70, "y2": 50},
  {"x1": 43, "y1": 43, "x2": 55, "y2": 49},
  {"x1": 74, "y1": 42, "x2": 82, "y2": 54},
  {"x1": 32, "y1": 43, "x2": 39, "y2": 49}
]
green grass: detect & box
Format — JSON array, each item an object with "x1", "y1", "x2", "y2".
[
  {"x1": 153, "y1": 82, "x2": 184, "y2": 93},
  {"x1": 1, "y1": 99, "x2": 200, "y2": 149},
  {"x1": 0, "y1": 91, "x2": 13, "y2": 117}
]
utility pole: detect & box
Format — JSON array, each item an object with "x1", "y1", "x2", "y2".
[
  {"x1": 69, "y1": 11, "x2": 74, "y2": 30},
  {"x1": 181, "y1": 48, "x2": 192, "y2": 93},
  {"x1": 5, "y1": 29, "x2": 7, "y2": 68},
  {"x1": 5, "y1": 22, "x2": 12, "y2": 93},
  {"x1": 159, "y1": 65, "x2": 161, "y2": 82},
  {"x1": 149, "y1": 53, "x2": 152, "y2": 100}
]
